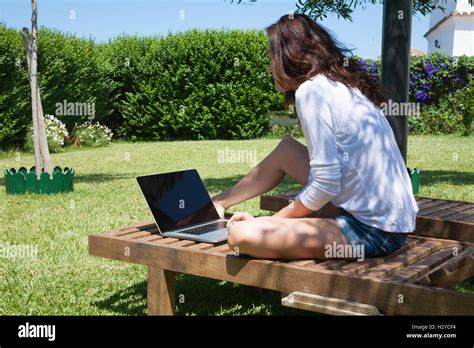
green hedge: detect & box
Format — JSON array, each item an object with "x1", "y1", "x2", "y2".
[
  {"x1": 105, "y1": 30, "x2": 282, "y2": 140},
  {"x1": 0, "y1": 24, "x2": 114, "y2": 149},
  {"x1": 0, "y1": 24, "x2": 30, "y2": 148},
  {"x1": 409, "y1": 83, "x2": 473, "y2": 135},
  {"x1": 0, "y1": 25, "x2": 282, "y2": 149}
]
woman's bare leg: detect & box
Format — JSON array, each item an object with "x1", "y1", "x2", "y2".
[
  {"x1": 228, "y1": 216, "x2": 350, "y2": 260},
  {"x1": 212, "y1": 136, "x2": 310, "y2": 212}
]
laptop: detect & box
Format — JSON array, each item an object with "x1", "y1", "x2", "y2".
[{"x1": 136, "y1": 169, "x2": 229, "y2": 243}]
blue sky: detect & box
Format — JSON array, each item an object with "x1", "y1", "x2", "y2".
[{"x1": 0, "y1": 0, "x2": 431, "y2": 59}]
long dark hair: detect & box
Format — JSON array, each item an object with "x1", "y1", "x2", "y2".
[{"x1": 266, "y1": 14, "x2": 387, "y2": 106}]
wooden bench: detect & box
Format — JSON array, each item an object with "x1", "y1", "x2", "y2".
[{"x1": 89, "y1": 202, "x2": 474, "y2": 315}]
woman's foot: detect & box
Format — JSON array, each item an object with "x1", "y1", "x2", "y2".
[{"x1": 213, "y1": 200, "x2": 227, "y2": 219}]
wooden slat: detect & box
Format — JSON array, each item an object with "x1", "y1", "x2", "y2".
[
  {"x1": 140, "y1": 235, "x2": 163, "y2": 242},
  {"x1": 282, "y1": 291, "x2": 380, "y2": 316},
  {"x1": 360, "y1": 241, "x2": 444, "y2": 279},
  {"x1": 336, "y1": 238, "x2": 423, "y2": 276},
  {"x1": 414, "y1": 215, "x2": 474, "y2": 242},
  {"x1": 428, "y1": 203, "x2": 474, "y2": 219},
  {"x1": 385, "y1": 246, "x2": 459, "y2": 283},
  {"x1": 111, "y1": 220, "x2": 156, "y2": 236},
  {"x1": 415, "y1": 247, "x2": 474, "y2": 288},
  {"x1": 414, "y1": 198, "x2": 433, "y2": 205},
  {"x1": 444, "y1": 208, "x2": 474, "y2": 222},
  {"x1": 416, "y1": 196, "x2": 474, "y2": 206},
  {"x1": 113, "y1": 228, "x2": 142, "y2": 237},
  {"x1": 88, "y1": 234, "x2": 474, "y2": 315},
  {"x1": 187, "y1": 243, "x2": 214, "y2": 250},
  {"x1": 309, "y1": 260, "x2": 348, "y2": 271},
  {"x1": 124, "y1": 231, "x2": 152, "y2": 240},
  {"x1": 156, "y1": 238, "x2": 181, "y2": 245},
  {"x1": 173, "y1": 240, "x2": 197, "y2": 247},
  {"x1": 208, "y1": 244, "x2": 232, "y2": 254},
  {"x1": 419, "y1": 201, "x2": 465, "y2": 216},
  {"x1": 417, "y1": 199, "x2": 453, "y2": 210},
  {"x1": 408, "y1": 234, "x2": 466, "y2": 248},
  {"x1": 288, "y1": 260, "x2": 318, "y2": 267}
]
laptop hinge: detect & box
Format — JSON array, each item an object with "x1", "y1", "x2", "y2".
[{"x1": 165, "y1": 219, "x2": 226, "y2": 234}]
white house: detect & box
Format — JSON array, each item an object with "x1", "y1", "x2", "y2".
[{"x1": 424, "y1": 0, "x2": 474, "y2": 56}]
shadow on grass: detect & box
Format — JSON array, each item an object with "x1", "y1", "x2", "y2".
[
  {"x1": 420, "y1": 170, "x2": 474, "y2": 187},
  {"x1": 74, "y1": 173, "x2": 137, "y2": 184},
  {"x1": 93, "y1": 281, "x2": 147, "y2": 316},
  {"x1": 93, "y1": 275, "x2": 315, "y2": 316}
]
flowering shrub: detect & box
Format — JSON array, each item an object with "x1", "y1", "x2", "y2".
[
  {"x1": 71, "y1": 122, "x2": 113, "y2": 147},
  {"x1": 25, "y1": 114, "x2": 68, "y2": 153},
  {"x1": 408, "y1": 83, "x2": 472, "y2": 135},
  {"x1": 409, "y1": 52, "x2": 472, "y2": 105},
  {"x1": 359, "y1": 52, "x2": 473, "y2": 106}
]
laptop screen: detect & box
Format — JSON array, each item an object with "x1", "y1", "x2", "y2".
[{"x1": 136, "y1": 169, "x2": 220, "y2": 233}]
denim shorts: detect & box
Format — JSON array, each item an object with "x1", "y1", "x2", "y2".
[{"x1": 335, "y1": 209, "x2": 408, "y2": 258}]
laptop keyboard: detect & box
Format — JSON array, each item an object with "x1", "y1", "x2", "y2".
[{"x1": 180, "y1": 220, "x2": 228, "y2": 235}]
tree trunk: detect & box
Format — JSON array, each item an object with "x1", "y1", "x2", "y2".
[
  {"x1": 24, "y1": 25, "x2": 42, "y2": 178},
  {"x1": 381, "y1": 0, "x2": 413, "y2": 163},
  {"x1": 27, "y1": 0, "x2": 53, "y2": 177}
]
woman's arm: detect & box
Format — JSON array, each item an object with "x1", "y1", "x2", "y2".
[
  {"x1": 273, "y1": 198, "x2": 314, "y2": 218},
  {"x1": 292, "y1": 80, "x2": 342, "y2": 212}
]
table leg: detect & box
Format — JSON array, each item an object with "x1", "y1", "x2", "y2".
[{"x1": 147, "y1": 266, "x2": 177, "y2": 315}]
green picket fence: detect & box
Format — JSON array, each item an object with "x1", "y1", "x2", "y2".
[{"x1": 4, "y1": 166, "x2": 74, "y2": 194}]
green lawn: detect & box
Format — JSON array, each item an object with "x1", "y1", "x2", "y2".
[{"x1": 0, "y1": 135, "x2": 472, "y2": 315}]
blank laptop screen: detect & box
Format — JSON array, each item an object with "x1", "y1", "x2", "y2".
[{"x1": 136, "y1": 169, "x2": 219, "y2": 233}]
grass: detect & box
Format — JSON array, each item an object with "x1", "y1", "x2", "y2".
[{"x1": 0, "y1": 135, "x2": 472, "y2": 315}]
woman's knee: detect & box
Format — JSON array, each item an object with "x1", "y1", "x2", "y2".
[
  {"x1": 227, "y1": 221, "x2": 255, "y2": 252},
  {"x1": 227, "y1": 217, "x2": 271, "y2": 252},
  {"x1": 278, "y1": 135, "x2": 297, "y2": 149}
]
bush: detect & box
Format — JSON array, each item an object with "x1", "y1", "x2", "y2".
[
  {"x1": 408, "y1": 84, "x2": 473, "y2": 135},
  {"x1": 110, "y1": 30, "x2": 282, "y2": 140},
  {"x1": 25, "y1": 115, "x2": 68, "y2": 153},
  {"x1": 360, "y1": 52, "x2": 473, "y2": 107},
  {"x1": 0, "y1": 24, "x2": 30, "y2": 149},
  {"x1": 71, "y1": 122, "x2": 113, "y2": 147},
  {"x1": 0, "y1": 24, "x2": 114, "y2": 150},
  {"x1": 449, "y1": 84, "x2": 473, "y2": 135},
  {"x1": 409, "y1": 52, "x2": 473, "y2": 106},
  {"x1": 267, "y1": 112, "x2": 303, "y2": 138}
]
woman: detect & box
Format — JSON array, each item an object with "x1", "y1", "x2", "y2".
[{"x1": 212, "y1": 14, "x2": 419, "y2": 260}]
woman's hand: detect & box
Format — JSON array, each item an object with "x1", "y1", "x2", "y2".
[
  {"x1": 226, "y1": 212, "x2": 254, "y2": 227},
  {"x1": 213, "y1": 201, "x2": 226, "y2": 219}
]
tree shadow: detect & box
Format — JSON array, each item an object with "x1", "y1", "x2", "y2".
[
  {"x1": 92, "y1": 275, "x2": 315, "y2": 316},
  {"x1": 92, "y1": 281, "x2": 147, "y2": 316},
  {"x1": 74, "y1": 173, "x2": 136, "y2": 184},
  {"x1": 420, "y1": 170, "x2": 474, "y2": 187}
]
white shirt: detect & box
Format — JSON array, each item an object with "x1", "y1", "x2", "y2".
[{"x1": 295, "y1": 74, "x2": 419, "y2": 233}]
